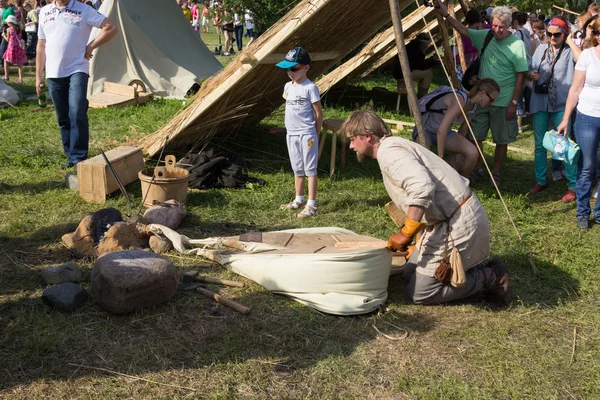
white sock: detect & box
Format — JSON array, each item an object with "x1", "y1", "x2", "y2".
[
  {"x1": 307, "y1": 199, "x2": 317, "y2": 207},
  {"x1": 295, "y1": 196, "x2": 305, "y2": 203}
]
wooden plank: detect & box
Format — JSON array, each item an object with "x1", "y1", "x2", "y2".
[
  {"x1": 89, "y1": 92, "x2": 137, "y2": 109},
  {"x1": 104, "y1": 81, "x2": 136, "y2": 97}
]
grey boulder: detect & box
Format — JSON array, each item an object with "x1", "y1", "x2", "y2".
[
  {"x1": 41, "y1": 261, "x2": 83, "y2": 285},
  {"x1": 42, "y1": 283, "x2": 88, "y2": 312},
  {"x1": 92, "y1": 250, "x2": 177, "y2": 314}
]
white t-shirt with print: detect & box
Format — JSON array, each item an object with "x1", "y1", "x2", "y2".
[
  {"x1": 38, "y1": 0, "x2": 106, "y2": 78},
  {"x1": 575, "y1": 48, "x2": 600, "y2": 116},
  {"x1": 282, "y1": 79, "x2": 321, "y2": 136}
]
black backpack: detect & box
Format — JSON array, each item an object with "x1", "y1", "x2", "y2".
[{"x1": 462, "y1": 30, "x2": 494, "y2": 90}]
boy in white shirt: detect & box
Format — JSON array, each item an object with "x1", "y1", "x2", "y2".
[{"x1": 276, "y1": 47, "x2": 323, "y2": 218}]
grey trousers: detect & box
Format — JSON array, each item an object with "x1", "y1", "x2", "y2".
[{"x1": 402, "y1": 252, "x2": 496, "y2": 305}]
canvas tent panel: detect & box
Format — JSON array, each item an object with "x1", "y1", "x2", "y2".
[
  {"x1": 0, "y1": 80, "x2": 19, "y2": 108},
  {"x1": 141, "y1": 0, "x2": 398, "y2": 156},
  {"x1": 89, "y1": 0, "x2": 222, "y2": 99},
  {"x1": 151, "y1": 225, "x2": 392, "y2": 315}
]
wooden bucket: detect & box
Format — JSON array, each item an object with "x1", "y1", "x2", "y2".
[{"x1": 139, "y1": 155, "x2": 189, "y2": 207}]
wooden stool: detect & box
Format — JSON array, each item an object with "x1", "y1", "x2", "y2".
[
  {"x1": 319, "y1": 119, "x2": 346, "y2": 177},
  {"x1": 396, "y1": 80, "x2": 409, "y2": 112}
]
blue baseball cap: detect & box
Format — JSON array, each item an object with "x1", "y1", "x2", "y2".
[{"x1": 275, "y1": 47, "x2": 311, "y2": 69}]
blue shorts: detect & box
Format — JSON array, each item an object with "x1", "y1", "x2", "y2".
[
  {"x1": 287, "y1": 133, "x2": 318, "y2": 177},
  {"x1": 412, "y1": 127, "x2": 459, "y2": 146}
]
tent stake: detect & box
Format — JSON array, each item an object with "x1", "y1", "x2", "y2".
[{"x1": 389, "y1": 0, "x2": 429, "y2": 149}]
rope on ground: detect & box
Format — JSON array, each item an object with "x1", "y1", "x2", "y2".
[
  {"x1": 67, "y1": 363, "x2": 197, "y2": 391},
  {"x1": 415, "y1": 0, "x2": 539, "y2": 276}
]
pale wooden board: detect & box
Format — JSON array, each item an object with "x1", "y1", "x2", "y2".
[
  {"x1": 104, "y1": 81, "x2": 136, "y2": 97},
  {"x1": 78, "y1": 146, "x2": 144, "y2": 203}
]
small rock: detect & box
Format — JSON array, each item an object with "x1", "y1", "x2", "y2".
[
  {"x1": 42, "y1": 283, "x2": 88, "y2": 312},
  {"x1": 143, "y1": 200, "x2": 186, "y2": 229},
  {"x1": 40, "y1": 261, "x2": 83, "y2": 285},
  {"x1": 92, "y1": 250, "x2": 178, "y2": 314},
  {"x1": 149, "y1": 235, "x2": 173, "y2": 254},
  {"x1": 65, "y1": 173, "x2": 78, "y2": 190}
]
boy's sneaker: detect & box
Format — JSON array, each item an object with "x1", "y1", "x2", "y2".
[
  {"x1": 552, "y1": 170, "x2": 564, "y2": 182},
  {"x1": 577, "y1": 216, "x2": 590, "y2": 231},
  {"x1": 297, "y1": 205, "x2": 317, "y2": 219},
  {"x1": 280, "y1": 199, "x2": 306, "y2": 210}
]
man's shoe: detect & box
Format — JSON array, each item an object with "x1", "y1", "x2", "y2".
[
  {"x1": 577, "y1": 216, "x2": 590, "y2": 231},
  {"x1": 561, "y1": 190, "x2": 576, "y2": 203},
  {"x1": 528, "y1": 183, "x2": 546, "y2": 195},
  {"x1": 484, "y1": 259, "x2": 510, "y2": 306},
  {"x1": 552, "y1": 170, "x2": 564, "y2": 182},
  {"x1": 61, "y1": 161, "x2": 75, "y2": 170}
]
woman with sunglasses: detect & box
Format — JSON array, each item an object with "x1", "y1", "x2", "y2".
[
  {"x1": 414, "y1": 76, "x2": 500, "y2": 178},
  {"x1": 527, "y1": 16, "x2": 582, "y2": 202},
  {"x1": 557, "y1": 17, "x2": 600, "y2": 229}
]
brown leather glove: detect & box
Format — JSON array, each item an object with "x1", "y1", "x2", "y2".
[
  {"x1": 405, "y1": 245, "x2": 416, "y2": 260},
  {"x1": 387, "y1": 231, "x2": 412, "y2": 251},
  {"x1": 387, "y1": 218, "x2": 425, "y2": 252}
]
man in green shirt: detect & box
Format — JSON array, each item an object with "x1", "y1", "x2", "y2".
[
  {"x1": 0, "y1": 0, "x2": 15, "y2": 60},
  {"x1": 434, "y1": 3, "x2": 528, "y2": 185}
]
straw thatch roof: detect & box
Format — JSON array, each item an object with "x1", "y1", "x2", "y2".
[
  {"x1": 141, "y1": 0, "x2": 479, "y2": 157},
  {"x1": 141, "y1": 0, "x2": 404, "y2": 156}
]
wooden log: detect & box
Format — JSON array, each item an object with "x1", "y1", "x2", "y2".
[
  {"x1": 449, "y1": 0, "x2": 467, "y2": 73},
  {"x1": 385, "y1": 201, "x2": 407, "y2": 227},
  {"x1": 389, "y1": 0, "x2": 429, "y2": 149},
  {"x1": 434, "y1": 9, "x2": 459, "y2": 88}
]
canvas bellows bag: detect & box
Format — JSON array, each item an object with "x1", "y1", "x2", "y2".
[{"x1": 461, "y1": 30, "x2": 494, "y2": 90}]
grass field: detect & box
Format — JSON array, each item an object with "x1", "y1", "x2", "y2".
[{"x1": 1, "y1": 29, "x2": 600, "y2": 399}]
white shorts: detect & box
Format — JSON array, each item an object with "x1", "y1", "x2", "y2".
[
  {"x1": 286, "y1": 133, "x2": 318, "y2": 177},
  {"x1": 201, "y1": 16, "x2": 209, "y2": 27}
]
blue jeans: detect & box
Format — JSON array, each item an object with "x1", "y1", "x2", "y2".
[
  {"x1": 574, "y1": 111, "x2": 600, "y2": 219},
  {"x1": 48, "y1": 73, "x2": 90, "y2": 164},
  {"x1": 532, "y1": 111, "x2": 577, "y2": 189},
  {"x1": 234, "y1": 25, "x2": 243, "y2": 51}
]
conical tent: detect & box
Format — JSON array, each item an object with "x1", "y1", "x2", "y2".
[{"x1": 88, "y1": 0, "x2": 222, "y2": 99}]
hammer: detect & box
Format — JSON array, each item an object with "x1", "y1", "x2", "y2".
[
  {"x1": 183, "y1": 270, "x2": 244, "y2": 287},
  {"x1": 182, "y1": 282, "x2": 251, "y2": 315}
]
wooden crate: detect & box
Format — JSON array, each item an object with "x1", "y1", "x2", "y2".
[{"x1": 78, "y1": 146, "x2": 144, "y2": 203}]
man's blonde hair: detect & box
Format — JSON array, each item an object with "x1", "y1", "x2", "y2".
[{"x1": 341, "y1": 110, "x2": 392, "y2": 140}]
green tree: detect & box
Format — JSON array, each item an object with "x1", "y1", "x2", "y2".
[{"x1": 225, "y1": 0, "x2": 301, "y2": 32}]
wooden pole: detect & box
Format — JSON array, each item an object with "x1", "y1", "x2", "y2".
[
  {"x1": 449, "y1": 0, "x2": 467, "y2": 73},
  {"x1": 389, "y1": 0, "x2": 429, "y2": 149},
  {"x1": 434, "y1": 8, "x2": 460, "y2": 88},
  {"x1": 552, "y1": 4, "x2": 579, "y2": 16}
]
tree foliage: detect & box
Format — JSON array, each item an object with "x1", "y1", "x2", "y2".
[
  {"x1": 225, "y1": 0, "x2": 301, "y2": 32},
  {"x1": 495, "y1": 0, "x2": 590, "y2": 18}
]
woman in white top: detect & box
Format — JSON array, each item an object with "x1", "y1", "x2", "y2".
[{"x1": 557, "y1": 17, "x2": 600, "y2": 230}]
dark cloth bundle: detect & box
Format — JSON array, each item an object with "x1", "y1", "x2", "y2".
[{"x1": 178, "y1": 149, "x2": 265, "y2": 190}]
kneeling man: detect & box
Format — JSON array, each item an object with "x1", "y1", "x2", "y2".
[{"x1": 341, "y1": 110, "x2": 509, "y2": 305}]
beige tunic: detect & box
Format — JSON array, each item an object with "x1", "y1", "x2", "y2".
[{"x1": 377, "y1": 137, "x2": 490, "y2": 277}]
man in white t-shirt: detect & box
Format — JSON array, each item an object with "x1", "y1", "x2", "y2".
[{"x1": 35, "y1": 0, "x2": 117, "y2": 169}]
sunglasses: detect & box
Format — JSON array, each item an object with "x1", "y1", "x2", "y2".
[
  {"x1": 546, "y1": 31, "x2": 563, "y2": 38},
  {"x1": 484, "y1": 92, "x2": 496, "y2": 104},
  {"x1": 288, "y1": 65, "x2": 302, "y2": 72},
  {"x1": 593, "y1": 30, "x2": 600, "y2": 37}
]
